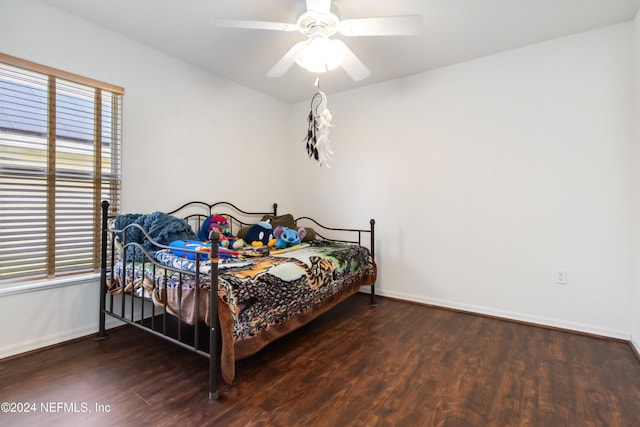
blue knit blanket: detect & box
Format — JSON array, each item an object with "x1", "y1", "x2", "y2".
[{"x1": 113, "y1": 211, "x2": 198, "y2": 260}]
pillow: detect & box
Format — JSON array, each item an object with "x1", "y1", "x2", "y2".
[
  {"x1": 237, "y1": 213, "x2": 317, "y2": 242},
  {"x1": 237, "y1": 214, "x2": 294, "y2": 240},
  {"x1": 261, "y1": 213, "x2": 316, "y2": 242},
  {"x1": 300, "y1": 226, "x2": 316, "y2": 242},
  {"x1": 261, "y1": 213, "x2": 296, "y2": 230}
]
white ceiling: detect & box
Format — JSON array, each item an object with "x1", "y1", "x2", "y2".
[{"x1": 37, "y1": 0, "x2": 640, "y2": 104}]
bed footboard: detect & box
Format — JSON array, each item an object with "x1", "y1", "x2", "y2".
[
  {"x1": 295, "y1": 216, "x2": 377, "y2": 306},
  {"x1": 97, "y1": 200, "x2": 270, "y2": 399}
]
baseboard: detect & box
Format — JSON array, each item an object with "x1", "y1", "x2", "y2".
[
  {"x1": 367, "y1": 288, "x2": 630, "y2": 341},
  {"x1": 0, "y1": 317, "x2": 123, "y2": 360},
  {"x1": 7, "y1": 287, "x2": 637, "y2": 362},
  {"x1": 631, "y1": 336, "x2": 640, "y2": 362}
]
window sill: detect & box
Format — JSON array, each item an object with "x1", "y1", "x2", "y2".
[{"x1": 0, "y1": 273, "x2": 100, "y2": 297}]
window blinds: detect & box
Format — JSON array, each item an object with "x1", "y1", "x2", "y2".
[{"x1": 0, "y1": 55, "x2": 123, "y2": 282}]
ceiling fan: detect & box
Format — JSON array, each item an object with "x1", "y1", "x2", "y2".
[{"x1": 213, "y1": 0, "x2": 423, "y2": 81}]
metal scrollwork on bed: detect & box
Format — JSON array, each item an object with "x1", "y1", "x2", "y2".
[{"x1": 97, "y1": 200, "x2": 377, "y2": 399}]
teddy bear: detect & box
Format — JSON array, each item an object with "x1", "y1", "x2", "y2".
[{"x1": 274, "y1": 225, "x2": 306, "y2": 249}]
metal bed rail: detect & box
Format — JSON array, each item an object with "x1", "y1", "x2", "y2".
[
  {"x1": 295, "y1": 216, "x2": 376, "y2": 305},
  {"x1": 96, "y1": 201, "x2": 276, "y2": 399}
]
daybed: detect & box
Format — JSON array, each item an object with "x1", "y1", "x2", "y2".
[{"x1": 97, "y1": 200, "x2": 377, "y2": 399}]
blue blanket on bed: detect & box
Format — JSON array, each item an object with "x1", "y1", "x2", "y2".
[{"x1": 113, "y1": 211, "x2": 198, "y2": 260}]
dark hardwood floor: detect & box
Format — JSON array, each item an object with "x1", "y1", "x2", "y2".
[{"x1": 1, "y1": 293, "x2": 640, "y2": 427}]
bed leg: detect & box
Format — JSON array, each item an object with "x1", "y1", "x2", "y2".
[
  {"x1": 95, "y1": 200, "x2": 110, "y2": 340},
  {"x1": 209, "y1": 321, "x2": 219, "y2": 400},
  {"x1": 369, "y1": 218, "x2": 377, "y2": 307},
  {"x1": 209, "y1": 229, "x2": 221, "y2": 400},
  {"x1": 95, "y1": 291, "x2": 108, "y2": 340},
  {"x1": 96, "y1": 272, "x2": 108, "y2": 339}
]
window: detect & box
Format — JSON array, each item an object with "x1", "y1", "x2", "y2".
[{"x1": 0, "y1": 53, "x2": 124, "y2": 282}]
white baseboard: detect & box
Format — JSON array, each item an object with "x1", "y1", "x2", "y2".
[
  {"x1": 0, "y1": 317, "x2": 123, "y2": 360},
  {"x1": 362, "y1": 287, "x2": 630, "y2": 341},
  {"x1": 4, "y1": 285, "x2": 635, "y2": 359},
  {"x1": 632, "y1": 336, "x2": 640, "y2": 357}
]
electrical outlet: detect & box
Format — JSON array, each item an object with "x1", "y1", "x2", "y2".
[{"x1": 556, "y1": 269, "x2": 567, "y2": 285}]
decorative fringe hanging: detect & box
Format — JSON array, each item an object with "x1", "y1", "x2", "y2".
[{"x1": 303, "y1": 81, "x2": 333, "y2": 167}]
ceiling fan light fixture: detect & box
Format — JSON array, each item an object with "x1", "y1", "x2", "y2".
[
  {"x1": 294, "y1": 34, "x2": 343, "y2": 73},
  {"x1": 216, "y1": 0, "x2": 419, "y2": 80}
]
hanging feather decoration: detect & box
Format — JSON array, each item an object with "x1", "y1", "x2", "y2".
[{"x1": 303, "y1": 87, "x2": 333, "y2": 167}]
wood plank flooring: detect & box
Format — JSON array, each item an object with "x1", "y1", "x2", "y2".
[{"x1": 1, "y1": 294, "x2": 639, "y2": 427}]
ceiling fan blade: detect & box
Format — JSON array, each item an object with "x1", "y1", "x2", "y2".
[
  {"x1": 306, "y1": 0, "x2": 331, "y2": 15},
  {"x1": 338, "y1": 15, "x2": 423, "y2": 36},
  {"x1": 213, "y1": 18, "x2": 298, "y2": 32},
  {"x1": 267, "y1": 41, "x2": 307, "y2": 78},
  {"x1": 331, "y1": 40, "x2": 370, "y2": 81}
]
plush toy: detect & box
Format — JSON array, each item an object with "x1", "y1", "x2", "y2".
[
  {"x1": 274, "y1": 225, "x2": 306, "y2": 249},
  {"x1": 198, "y1": 214, "x2": 245, "y2": 249},
  {"x1": 169, "y1": 240, "x2": 211, "y2": 260},
  {"x1": 244, "y1": 220, "x2": 276, "y2": 247},
  {"x1": 168, "y1": 240, "x2": 239, "y2": 259}
]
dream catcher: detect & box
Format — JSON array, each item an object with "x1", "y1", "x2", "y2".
[{"x1": 304, "y1": 79, "x2": 334, "y2": 167}]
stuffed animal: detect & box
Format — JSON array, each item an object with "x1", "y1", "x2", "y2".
[
  {"x1": 169, "y1": 240, "x2": 211, "y2": 260},
  {"x1": 244, "y1": 220, "x2": 276, "y2": 247},
  {"x1": 274, "y1": 225, "x2": 306, "y2": 249},
  {"x1": 198, "y1": 214, "x2": 245, "y2": 249}
]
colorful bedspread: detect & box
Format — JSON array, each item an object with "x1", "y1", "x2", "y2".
[
  {"x1": 109, "y1": 240, "x2": 376, "y2": 384},
  {"x1": 110, "y1": 241, "x2": 373, "y2": 339},
  {"x1": 222, "y1": 241, "x2": 373, "y2": 341}
]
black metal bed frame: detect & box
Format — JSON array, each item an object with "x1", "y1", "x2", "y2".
[{"x1": 96, "y1": 200, "x2": 376, "y2": 399}]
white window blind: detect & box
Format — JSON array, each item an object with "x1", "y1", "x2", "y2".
[{"x1": 0, "y1": 54, "x2": 123, "y2": 282}]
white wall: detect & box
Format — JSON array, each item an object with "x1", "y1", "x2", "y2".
[
  {"x1": 0, "y1": 0, "x2": 292, "y2": 358},
  {"x1": 290, "y1": 23, "x2": 635, "y2": 339},
  {"x1": 632, "y1": 11, "x2": 640, "y2": 353}
]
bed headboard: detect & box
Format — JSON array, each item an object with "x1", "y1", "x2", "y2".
[
  {"x1": 165, "y1": 201, "x2": 278, "y2": 237},
  {"x1": 100, "y1": 200, "x2": 277, "y2": 260},
  {"x1": 100, "y1": 200, "x2": 374, "y2": 259}
]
